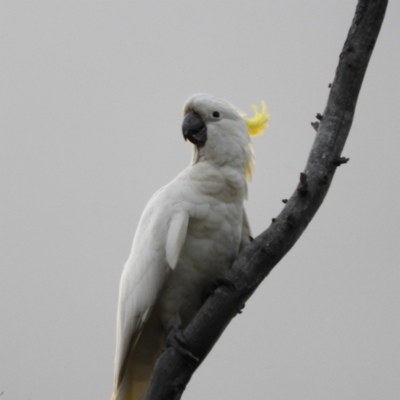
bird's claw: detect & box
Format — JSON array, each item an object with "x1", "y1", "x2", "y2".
[
  {"x1": 202, "y1": 277, "x2": 236, "y2": 302},
  {"x1": 214, "y1": 277, "x2": 236, "y2": 290},
  {"x1": 166, "y1": 325, "x2": 199, "y2": 363}
]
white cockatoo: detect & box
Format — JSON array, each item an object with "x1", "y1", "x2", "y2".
[{"x1": 111, "y1": 93, "x2": 269, "y2": 400}]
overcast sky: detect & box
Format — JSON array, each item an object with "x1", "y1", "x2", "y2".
[{"x1": 1, "y1": 1, "x2": 399, "y2": 399}]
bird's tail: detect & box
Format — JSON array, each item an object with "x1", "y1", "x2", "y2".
[
  {"x1": 111, "y1": 314, "x2": 165, "y2": 400},
  {"x1": 111, "y1": 377, "x2": 150, "y2": 400}
]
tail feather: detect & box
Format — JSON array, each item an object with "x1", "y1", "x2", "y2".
[
  {"x1": 112, "y1": 313, "x2": 165, "y2": 400},
  {"x1": 113, "y1": 378, "x2": 150, "y2": 400}
]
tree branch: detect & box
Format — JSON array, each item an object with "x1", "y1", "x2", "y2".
[{"x1": 146, "y1": 1, "x2": 388, "y2": 399}]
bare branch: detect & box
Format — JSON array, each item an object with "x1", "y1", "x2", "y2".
[{"x1": 146, "y1": 1, "x2": 388, "y2": 399}]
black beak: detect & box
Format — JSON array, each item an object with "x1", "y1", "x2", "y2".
[{"x1": 182, "y1": 111, "x2": 207, "y2": 147}]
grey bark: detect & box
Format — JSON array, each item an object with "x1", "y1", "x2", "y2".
[{"x1": 146, "y1": 1, "x2": 388, "y2": 399}]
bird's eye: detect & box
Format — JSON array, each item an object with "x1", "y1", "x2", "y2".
[{"x1": 212, "y1": 111, "x2": 220, "y2": 118}]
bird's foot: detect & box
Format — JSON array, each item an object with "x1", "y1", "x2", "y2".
[
  {"x1": 202, "y1": 277, "x2": 236, "y2": 302},
  {"x1": 166, "y1": 325, "x2": 199, "y2": 363}
]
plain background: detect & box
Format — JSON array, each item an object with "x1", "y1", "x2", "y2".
[{"x1": 1, "y1": 1, "x2": 399, "y2": 399}]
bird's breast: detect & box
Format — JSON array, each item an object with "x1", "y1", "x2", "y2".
[{"x1": 158, "y1": 199, "x2": 243, "y2": 330}]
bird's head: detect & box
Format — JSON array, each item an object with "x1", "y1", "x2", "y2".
[{"x1": 182, "y1": 93, "x2": 269, "y2": 180}]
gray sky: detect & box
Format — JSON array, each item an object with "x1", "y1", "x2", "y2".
[{"x1": 1, "y1": 1, "x2": 399, "y2": 399}]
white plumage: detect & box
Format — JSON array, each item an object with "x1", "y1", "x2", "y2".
[{"x1": 111, "y1": 93, "x2": 268, "y2": 400}]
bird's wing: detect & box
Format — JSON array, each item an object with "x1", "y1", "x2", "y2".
[
  {"x1": 113, "y1": 188, "x2": 189, "y2": 389},
  {"x1": 239, "y1": 208, "x2": 252, "y2": 251},
  {"x1": 166, "y1": 212, "x2": 189, "y2": 269}
]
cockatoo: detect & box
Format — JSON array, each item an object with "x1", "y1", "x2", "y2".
[{"x1": 111, "y1": 93, "x2": 269, "y2": 400}]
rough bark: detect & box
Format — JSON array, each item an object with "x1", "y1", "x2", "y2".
[{"x1": 146, "y1": 1, "x2": 388, "y2": 399}]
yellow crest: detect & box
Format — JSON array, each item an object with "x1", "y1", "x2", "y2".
[{"x1": 243, "y1": 101, "x2": 270, "y2": 137}]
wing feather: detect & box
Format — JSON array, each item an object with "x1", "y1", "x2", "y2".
[
  {"x1": 166, "y1": 212, "x2": 189, "y2": 269},
  {"x1": 239, "y1": 208, "x2": 252, "y2": 251},
  {"x1": 113, "y1": 187, "x2": 189, "y2": 392}
]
